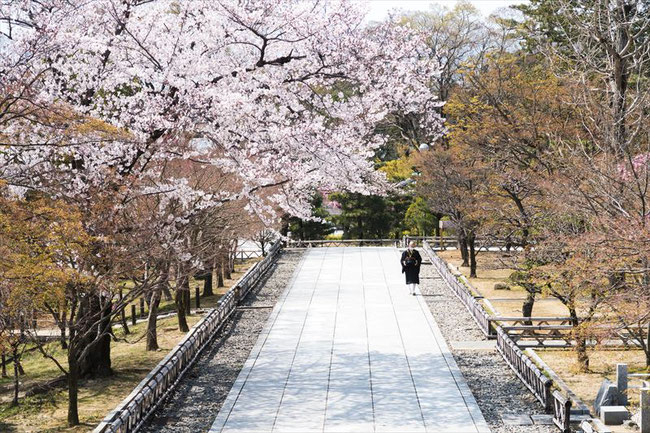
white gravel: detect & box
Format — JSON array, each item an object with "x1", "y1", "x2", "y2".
[
  {"x1": 419, "y1": 260, "x2": 559, "y2": 433},
  {"x1": 140, "y1": 250, "x2": 304, "y2": 433}
]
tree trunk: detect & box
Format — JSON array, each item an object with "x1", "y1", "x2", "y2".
[
  {"x1": 468, "y1": 232, "x2": 477, "y2": 278},
  {"x1": 77, "y1": 294, "x2": 112, "y2": 378},
  {"x1": 162, "y1": 284, "x2": 172, "y2": 301},
  {"x1": 569, "y1": 308, "x2": 589, "y2": 372},
  {"x1": 223, "y1": 258, "x2": 231, "y2": 280},
  {"x1": 118, "y1": 290, "x2": 129, "y2": 336},
  {"x1": 458, "y1": 233, "x2": 469, "y2": 267},
  {"x1": 646, "y1": 322, "x2": 650, "y2": 367},
  {"x1": 67, "y1": 355, "x2": 80, "y2": 426},
  {"x1": 217, "y1": 260, "x2": 224, "y2": 288},
  {"x1": 175, "y1": 266, "x2": 190, "y2": 333},
  {"x1": 434, "y1": 213, "x2": 442, "y2": 237},
  {"x1": 202, "y1": 271, "x2": 213, "y2": 297},
  {"x1": 1, "y1": 353, "x2": 7, "y2": 378},
  {"x1": 522, "y1": 290, "x2": 535, "y2": 326},
  {"x1": 185, "y1": 286, "x2": 191, "y2": 316},
  {"x1": 11, "y1": 347, "x2": 19, "y2": 406},
  {"x1": 146, "y1": 277, "x2": 163, "y2": 351},
  {"x1": 505, "y1": 235, "x2": 512, "y2": 252},
  {"x1": 59, "y1": 316, "x2": 68, "y2": 349}
]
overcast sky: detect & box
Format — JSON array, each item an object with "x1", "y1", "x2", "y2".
[{"x1": 361, "y1": 0, "x2": 526, "y2": 21}]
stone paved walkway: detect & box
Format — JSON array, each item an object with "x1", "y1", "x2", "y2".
[{"x1": 210, "y1": 247, "x2": 490, "y2": 433}]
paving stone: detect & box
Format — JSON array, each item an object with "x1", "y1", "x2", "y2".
[
  {"x1": 210, "y1": 247, "x2": 490, "y2": 433},
  {"x1": 530, "y1": 414, "x2": 554, "y2": 425},
  {"x1": 451, "y1": 340, "x2": 497, "y2": 350},
  {"x1": 501, "y1": 414, "x2": 534, "y2": 425}
]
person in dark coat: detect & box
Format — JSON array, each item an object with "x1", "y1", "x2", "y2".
[{"x1": 401, "y1": 241, "x2": 422, "y2": 296}]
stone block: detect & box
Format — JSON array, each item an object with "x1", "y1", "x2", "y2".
[
  {"x1": 600, "y1": 406, "x2": 630, "y2": 425},
  {"x1": 616, "y1": 363, "x2": 628, "y2": 406},
  {"x1": 580, "y1": 418, "x2": 613, "y2": 433},
  {"x1": 594, "y1": 380, "x2": 618, "y2": 415},
  {"x1": 494, "y1": 282, "x2": 510, "y2": 290},
  {"x1": 501, "y1": 414, "x2": 533, "y2": 425},
  {"x1": 641, "y1": 388, "x2": 650, "y2": 433},
  {"x1": 530, "y1": 414, "x2": 554, "y2": 425}
]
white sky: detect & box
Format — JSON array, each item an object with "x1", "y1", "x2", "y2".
[{"x1": 360, "y1": 0, "x2": 526, "y2": 21}]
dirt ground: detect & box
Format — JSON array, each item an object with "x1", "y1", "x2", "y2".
[
  {"x1": 438, "y1": 249, "x2": 570, "y2": 317},
  {"x1": 536, "y1": 349, "x2": 648, "y2": 410}
]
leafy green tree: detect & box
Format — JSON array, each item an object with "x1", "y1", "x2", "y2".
[
  {"x1": 404, "y1": 197, "x2": 437, "y2": 236},
  {"x1": 287, "y1": 193, "x2": 334, "y2": 240},
  {"x1": 329, "y1": 193, "x2": 406, "y2": 239}
]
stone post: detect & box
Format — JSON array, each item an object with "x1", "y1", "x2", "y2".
[
  {"x1": 641, "y1": 387, "x2": 649, "y2": 433},
  {"x1": 617, "y1": 363, "x2": 628, "y2": 405}
]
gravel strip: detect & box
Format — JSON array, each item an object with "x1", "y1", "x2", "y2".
[
  {"x1": 419, "y1": 261, "x2": 557, "y2": 433},
  {"x1": 140, "y1": 250, "x2": 303, "y2": 433}
]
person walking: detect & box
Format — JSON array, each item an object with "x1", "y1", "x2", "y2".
[{"x1": 401, "y1": 241, "x2": 422, "y2": 296}]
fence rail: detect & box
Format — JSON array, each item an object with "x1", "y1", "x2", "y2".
[
  {"x1": 552, "y1": 390, "x2": 572, "y2": 433},
  {"x1": 495, "y1": 325, "x2": 553, "y2": 410},
  {"x1": 287, "y1": 239, "x2": 401, "y2": 248},
  {"x1": 405, "y1": 236, "x2": 524, "y2": 251},
  {"x1": 92, "y1": 240, "x2": 282, "y2": 433},
  {"x1": 422, "y1": 241, "x2": 493, "y2": 337},
  {"x1": 233, "y1": 250, "x2": 264, "y2": 260}
]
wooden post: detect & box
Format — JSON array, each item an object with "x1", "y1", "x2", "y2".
[
  {"x1": 195, "y1": 285, "x2": 200, "y2": 309},
  {"x1": 131, "y1": 304, "x2": 137, "y2": 326}
]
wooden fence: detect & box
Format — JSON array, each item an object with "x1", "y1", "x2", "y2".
[
  {"x1": 491, "y1": 317, "x2": 574, "y2": 347},
  {"x1": 92, "y1": 241, "x2": 282, "y2": 433}
]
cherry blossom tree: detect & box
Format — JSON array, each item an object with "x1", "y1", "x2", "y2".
[{"x1": 1, "y1": 0, "x2": 444, "y2": 426}]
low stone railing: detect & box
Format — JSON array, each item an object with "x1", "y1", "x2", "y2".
[
  {"x1": 287, "y1": 239, "x2": 401, "y2": 248},
  {"x1": 92, "y1": 240, "x2": 282, "y2": 433},
  {"x1": 495, "y1": 325, "x2": 553, "y2": 410},
  {"x1": 422, "y1": 240, "x2": 573, "y2": 431},
  {"x1": 422, "y1": 241, "x2": 493, "y2": 337}
]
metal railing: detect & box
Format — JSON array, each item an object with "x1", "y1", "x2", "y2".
[
  {"x1": 93, "y1": 240, "x2": 282, "y2": 433},
  {"x1": 422, "y1": 241, "x2": 494, "y2": 337}
]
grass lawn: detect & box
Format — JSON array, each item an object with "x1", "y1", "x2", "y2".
[
  {"x1": 437, "y1": 249, "x2": 570, "y2": 317},
  {"x1": 0, "y1": 260, "x2": 257, "y2": 432},
  {"x1": 536, "y1": 349, "x2": 649, "y2": 410}
]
